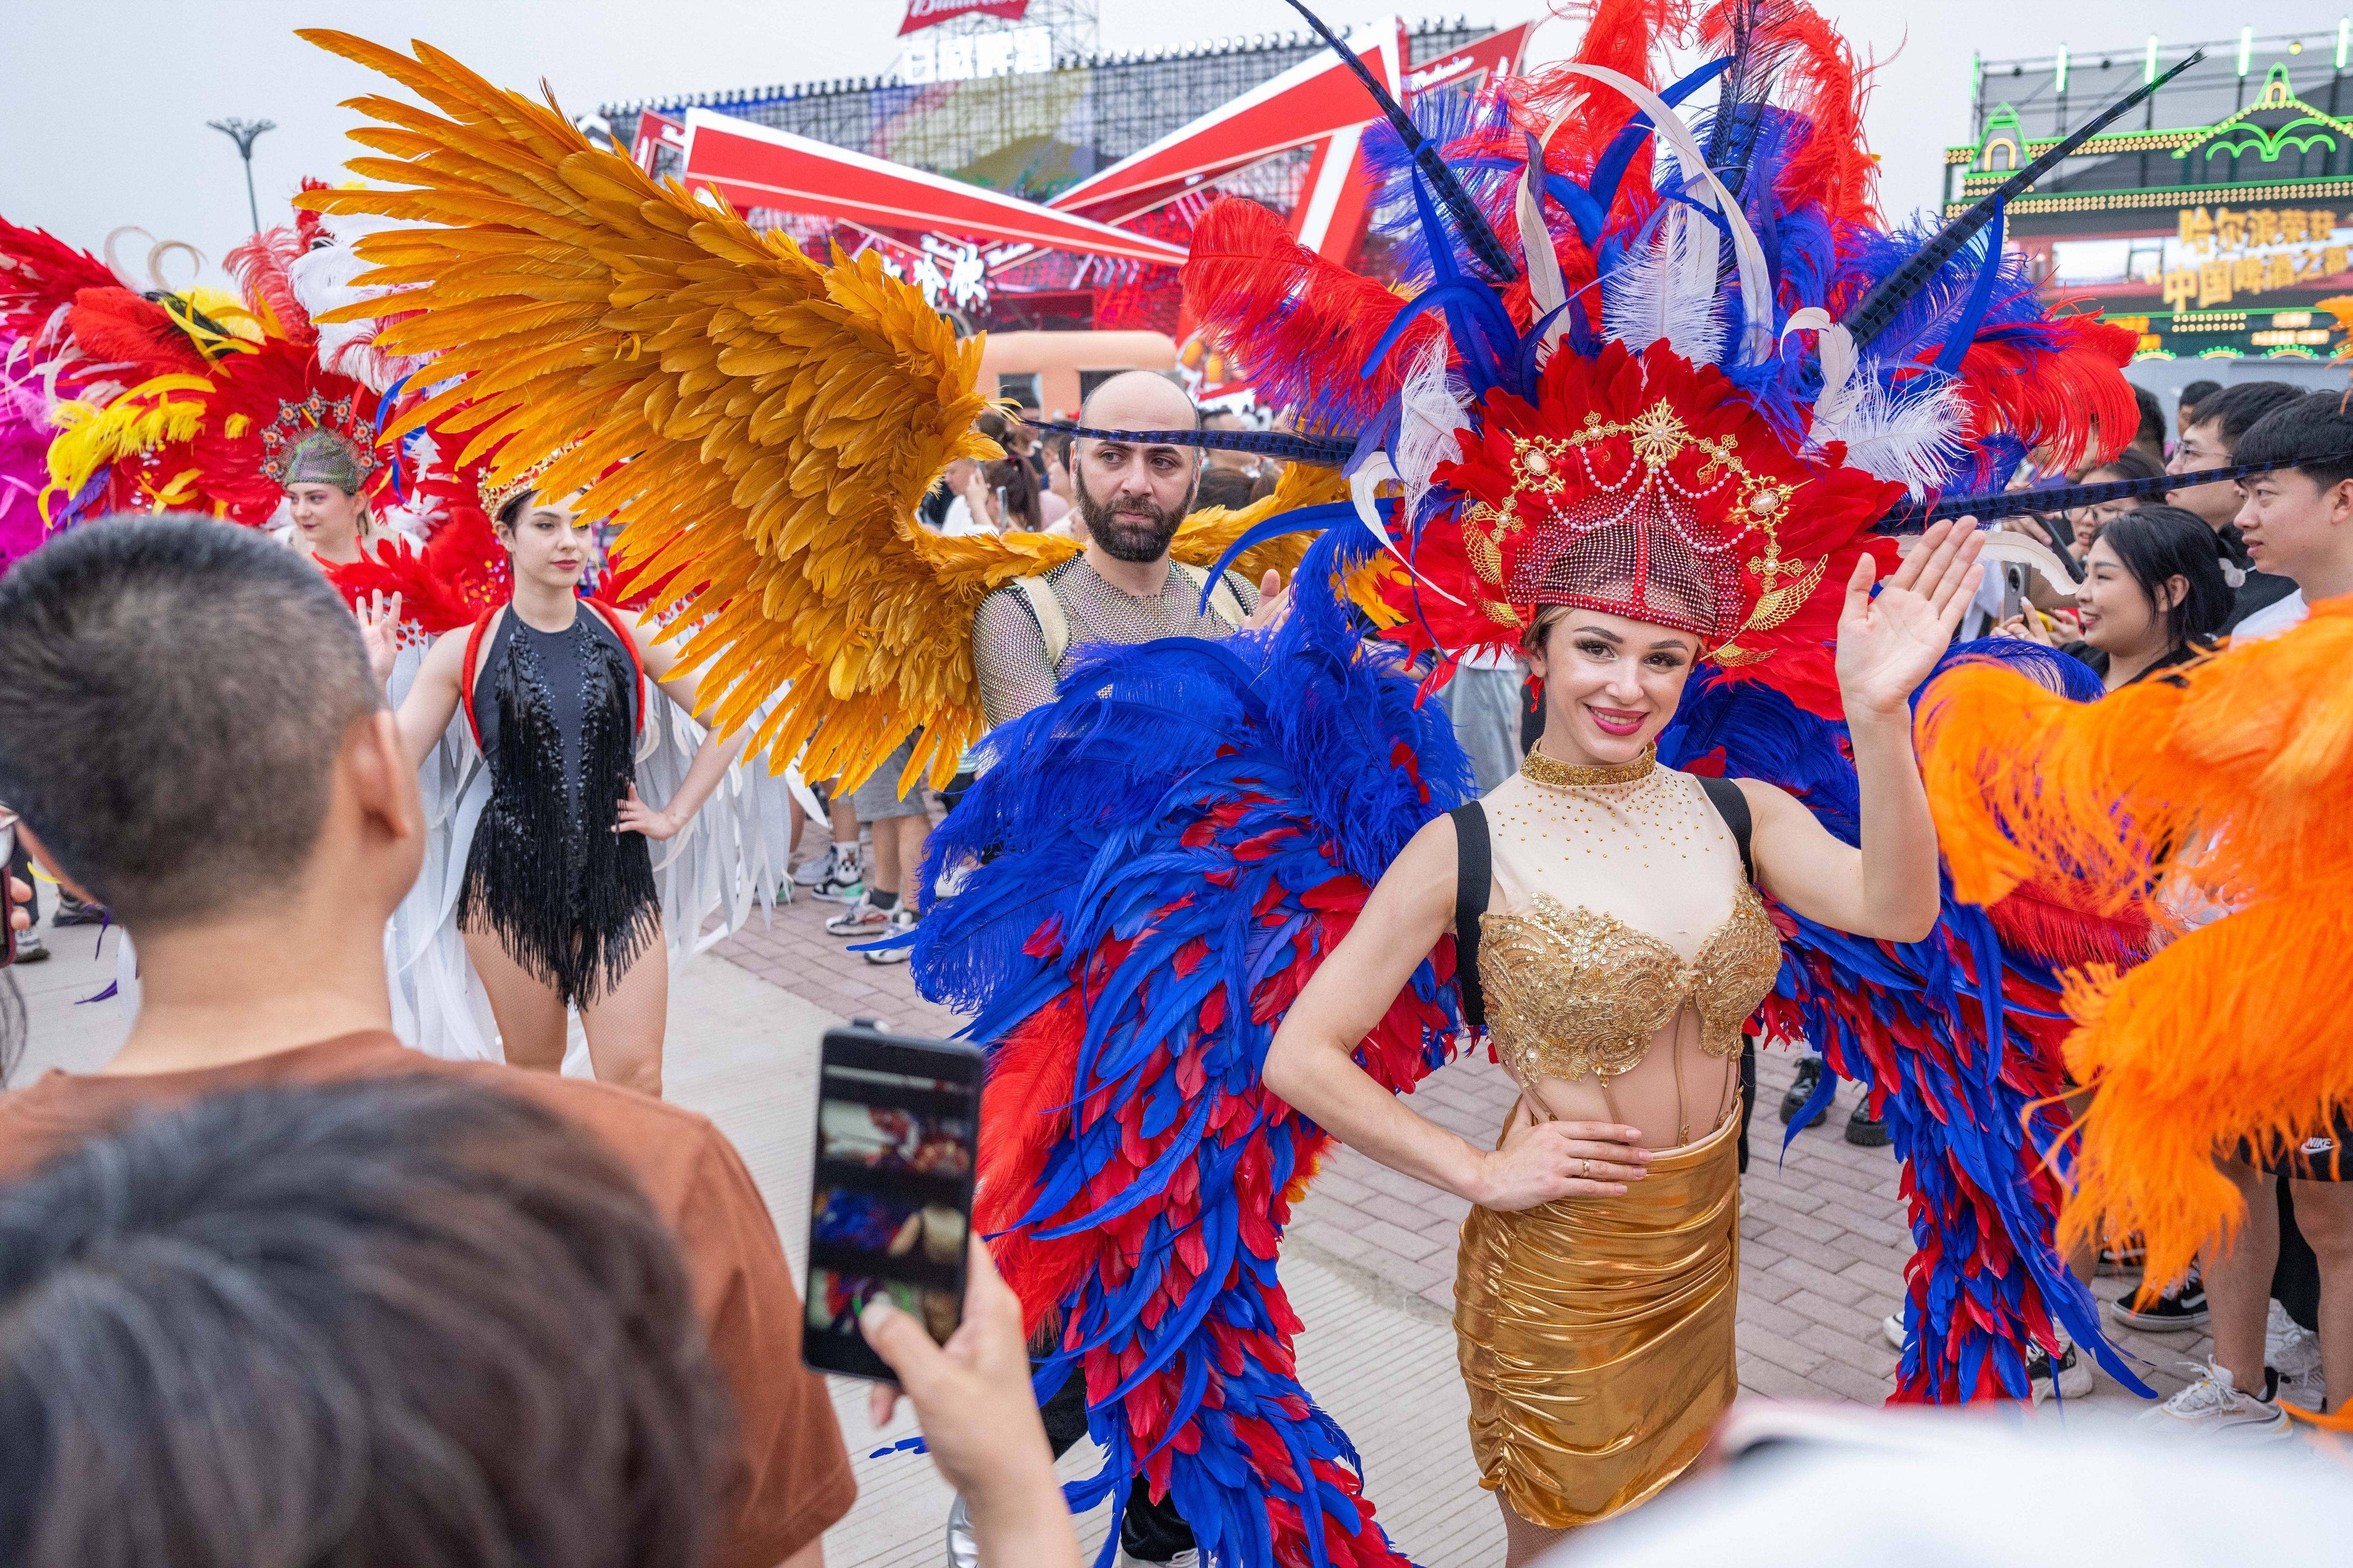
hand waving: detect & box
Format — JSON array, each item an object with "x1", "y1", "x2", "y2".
[
  {"x1": 355, "y1": 590, "x2": 404, "y2": 686},
  {"x1": 1833, "y1": 518, "x2": 1985, "y2": 720}
]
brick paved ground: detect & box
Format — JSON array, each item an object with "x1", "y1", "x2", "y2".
[{"x1": 22, "y1": 834, "x2": 2225, "y2": 1568}]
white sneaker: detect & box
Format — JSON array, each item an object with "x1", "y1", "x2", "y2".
[
  {"x1": 863, "y1": 905, "x2": 918, "y2": 965},
  {"x1": 2268, "y1": 1300, "x2": 2325, "y2": 1412},
  {"x1": 2025, "y1": 1339, "x2": 2095, "y2": 1404},
  {"x1": 2139, "y1": 1360, "x2": 2291, "y2": 1440},
  {"x1": 790, "y1": 856, "x2": 831, "y2": 887},
  {"x1": 1882, "y1": 1312, "x2": 1905, "y2": 1352},
  {"x1": 825, "y1": 896, "x2": 895, "y2": 938}
]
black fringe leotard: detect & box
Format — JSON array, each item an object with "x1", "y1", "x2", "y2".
[{"x1": 458, "y1": 604, "x2": 660, "y2": 1007}]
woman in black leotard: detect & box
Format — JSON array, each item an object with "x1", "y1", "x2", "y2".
[{"x1": 360, "y1": 488, "x2": 745, "y2": 1096}]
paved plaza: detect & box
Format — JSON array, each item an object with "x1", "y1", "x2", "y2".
[{"x1": 19, "y1": 857, "x2": 2220, "y2": 1567}]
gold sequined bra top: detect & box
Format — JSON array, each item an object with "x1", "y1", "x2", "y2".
[{"x1": 1476, "y1": 748, "x2": 1783, "y2": 1087}]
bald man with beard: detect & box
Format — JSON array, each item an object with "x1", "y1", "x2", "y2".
[
  {"x1": 952, "y1": 370, "x2": 1283, "y2": 1567},
  {"x1": 969, "y1": 371, "x2": 1282, "y2": 728}
]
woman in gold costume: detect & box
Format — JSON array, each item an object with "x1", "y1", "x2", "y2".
[{"x1": 1266, "y1": 519, "x2": 1986, "y2": 1559}]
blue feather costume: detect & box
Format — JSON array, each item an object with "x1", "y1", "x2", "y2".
[{"x1": 908, "y1": 2, "x2": 2172, "y2": 1560}]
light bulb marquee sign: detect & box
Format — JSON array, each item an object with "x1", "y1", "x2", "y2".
[{"x1": 1946, "y1": 53, "x2": 2353, "y2": 361}]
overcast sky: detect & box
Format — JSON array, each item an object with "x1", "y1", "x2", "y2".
[{"x1": 1, "y1": 1, "x2": 2329, "y2": 290}]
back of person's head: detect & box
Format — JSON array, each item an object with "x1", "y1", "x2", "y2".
[
  {"x1": 2177, "y1": 377, "x2": 2221, "y2": 424},
  {"x1": 2233, "y1": 389, "x2": 2353, "y2": 495},
  {"x1": 0, "y1": 1076, "x2": 727, "y2": 1568},
  {"x1": 2088, "y1": 445, "x2": 2166, "y2": 489},
  {"x1": 2097, "y1": 505, "x2": 2233, "y2": 648},
  {"x1": 2128, "y1": 384, "x2": 2165, "y2": 454},
  {"x1": 1191, "y1": 466, "x2": 1258, "y2": 513},
  {"x1": 2195, "y1": 381, "x2": 2303, "y2": 452},
  {"x1": 0, "y1": 516, "x2": 381, "y2": 929},
  {"x1": 983, "y1": 455, "x2": 1043, "y2": 530}
]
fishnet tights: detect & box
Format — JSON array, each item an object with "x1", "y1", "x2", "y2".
[{"x1": 1499, "y1": 1494, "x2": 1573, "y2": 1566}]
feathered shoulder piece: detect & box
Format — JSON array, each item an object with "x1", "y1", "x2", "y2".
[
  {"x1": 1197, "y1": 0, "x2": 2169, "y2": 718},
  {"x1": 325, "y1": 455, "x2": 511, "y2": 637}
]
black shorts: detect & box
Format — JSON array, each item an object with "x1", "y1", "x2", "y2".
[{"x1": 2238, "y1": 1108, "x2": 2353, "y2": 1182}]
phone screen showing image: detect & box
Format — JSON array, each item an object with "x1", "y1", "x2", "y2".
[{"x1": 801, "y1": 1024, "x2": 984, "y2": 1383}]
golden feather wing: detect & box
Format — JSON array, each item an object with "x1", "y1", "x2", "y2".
[
  {"x1": 1166, "y1": 461, "x2": 1345, "y2": 586},
  {"x1": 296, "y1": 29, "x2": 1047, "y2": 792}
]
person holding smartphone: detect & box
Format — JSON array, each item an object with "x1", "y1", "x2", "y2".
[{"x1": 0, "y1": 517, "x2": 855, "y2": 1567}]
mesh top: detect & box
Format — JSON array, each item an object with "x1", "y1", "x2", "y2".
[{"x1": 972, "y1": 554, "x2": 1261, "y2": 729}]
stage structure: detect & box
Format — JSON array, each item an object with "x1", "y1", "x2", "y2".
[
  {"x1": 602, "y1": 15, "x2": 1516, "y2": 343},
  {"x1": 1949, "y1": 25, "x2": 2353, "y2": 368}
]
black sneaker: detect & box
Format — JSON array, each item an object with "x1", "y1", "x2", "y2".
[
  {"x1": 51, "y1": 893, "x2": 107, "y2": 928},
  {"x1": 2110, "y1": 1267, "x2": 2209, "y2": 1333},
  {"x1": 1779, "y1": 1057, "x2": 1829, "y2": 1128},
  {"x1": 1845, "y1": 1101, "x2": 1891, "y2": 1147},
  {"x1": 2024, "y1": 1340, "x2": 2094, "y2": 1404},
  {"x1": 10, "y1": 930, "x2": 48, "y2": 963}
]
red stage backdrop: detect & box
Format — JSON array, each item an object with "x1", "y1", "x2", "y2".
[{"x1": 899, "y1": 0, "x2": 1029, "y2": 35}]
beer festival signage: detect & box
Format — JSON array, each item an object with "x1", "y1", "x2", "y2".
[{"x1": 1948, "y1": 60, "x2": 2353, "y2": 360}]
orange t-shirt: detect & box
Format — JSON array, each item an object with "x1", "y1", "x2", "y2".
[{"x1": 0, "y1": 1032, "x2": 856, "y2": 1567}]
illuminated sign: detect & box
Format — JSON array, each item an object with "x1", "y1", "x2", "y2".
[{"x1": 2163, "y1": 204, "x2": 2349, "y2": 307}]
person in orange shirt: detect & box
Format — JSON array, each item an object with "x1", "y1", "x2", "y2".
[{"x1": 0, "y1": 515, "x2": 853, "y2": 1568}]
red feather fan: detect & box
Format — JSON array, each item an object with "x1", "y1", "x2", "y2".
[
  {"x1": 0, "y1": 218, "x2": 199, "y2": 393},
  {"x1": 326, "y1": 458, "x2": 510, "y2": 637},
  {"x1": 1699, "y1": 1, "x2": 1881, "y2": 227},
  {"x1": 1179, "y1": 197, "x2": 1437, "y2": 431},
  {"x1": 226, "y1": 224, "x2": 318, "y2": 346},
  {"x1": 1949, "y1": 315, "x2": 2139, "y2": 480},
  {"x1": 62, "y1": 288, "x2": 218, "y2": 382}
]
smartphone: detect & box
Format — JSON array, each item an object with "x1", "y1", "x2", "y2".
[
  {"x1": 801, "y1": 1021, "x2": 984, "y2": 1383},
  {"x1": 0, "y1": 809, "x2": 16, "y2": 968}
]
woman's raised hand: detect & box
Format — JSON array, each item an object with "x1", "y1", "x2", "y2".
[
  {"x1": 355, "y1": 590, "x2": 404, "y2": 686},
  {"x1": 1472, "y1": 1095, "x2": 1651, "y2": 1211},
  {"x1": 1833, "y1": 517, "x2": 1986, "y2": 719}
]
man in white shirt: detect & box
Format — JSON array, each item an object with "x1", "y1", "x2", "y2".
[{"x1": 2228, "y1": 393, "x2": 2353, "y2": 640}]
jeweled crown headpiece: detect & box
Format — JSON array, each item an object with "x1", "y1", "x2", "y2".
[
  {"x1": 262, "y1": 392, "x2": 378, "y2": 494},
  {"x1": 478, "y1": 442, "x2": 583, "y2": 522}
]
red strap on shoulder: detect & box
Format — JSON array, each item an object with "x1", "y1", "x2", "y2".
[
  {"x1": 460, "y1": 606, "x2": 500, "y2": 753},
  {"x1": 583, "y1": 596, "x2": 647, "y2": 736}
]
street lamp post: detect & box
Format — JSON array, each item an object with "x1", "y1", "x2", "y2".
[{"x1": 206, "y1": 117, "x2": 276, "y2": 238}]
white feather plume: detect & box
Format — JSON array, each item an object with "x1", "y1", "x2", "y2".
[
  {"x1": 1395, "y1": 335, "x2": 1470, "y2": 526},
  {"x1": 1805, "y1": 374, "x2": 1968, "y2": 496},
  {"x1": 288, "y1": 211, "x2": 431, "y2": 393},
  {"x1": 1601, "y1": 204, "x2": 1725, "y2": 367}
]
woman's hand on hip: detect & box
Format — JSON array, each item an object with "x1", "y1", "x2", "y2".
[
  {"x1": 1471, "y1": 1096, "x2": 1650, "y2": 1211},
  {"x1": 612, "y1": 783, "x2": 683, "y2": 840}
]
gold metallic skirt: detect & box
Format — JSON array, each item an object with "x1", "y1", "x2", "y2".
[{"x1": 1452, "y1": 1111, "x2": 1740, "y2": 1529}]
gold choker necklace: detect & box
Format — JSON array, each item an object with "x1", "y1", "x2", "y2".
[{"x1": 1520, "y1": 743, "x2": 1657, "y2": 789}]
